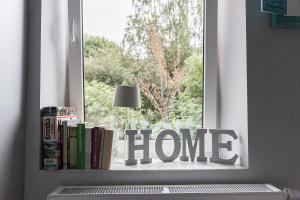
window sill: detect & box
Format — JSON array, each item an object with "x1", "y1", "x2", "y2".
[
  {"x1": 39, "y1": 160, "x2": 246, "y2": 173},
  {"x1": 110, "y1": 159, "x2": 246, "y2": 171}
]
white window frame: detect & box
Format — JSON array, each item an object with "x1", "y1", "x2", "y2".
[
  {"x1": 68, "y1": 0, "x2": 219, "y2": 128},
  {"x1": 204, "y1": 0, "x2": 218, "y2": 129},
  {"x1": 68, "y1": 0, "x2": 84, "y2": 120}
]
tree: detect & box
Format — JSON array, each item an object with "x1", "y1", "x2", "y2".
[
  {"x1": 123, "y1": 0, "x2": 204, "y2": 121},
  {"x1": 84, "y1": 36, "x2": 131, "y2": 86},
  {"x1": 83, "y1": 0, "x2": 204, "y2": 128},
  {"x1": 169, "y1": 54, "x2": 203, "y2": 127},
  {"x1": 84, "y1": 80, "x2": 146, "y2": 129},
  {"x1": 84, "y1": 36, "x2": 160, "y2": 127}
]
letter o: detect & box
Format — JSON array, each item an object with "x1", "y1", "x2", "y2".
[{"x1": 155, "y1": 129, "x2": 181, "y2": 162}]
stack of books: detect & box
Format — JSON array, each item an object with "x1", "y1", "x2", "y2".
[
  {"x1": 41, "y1": 107, "x2": 78, "y2": 170},
  {"x1": 41, "y1": 107, "x2": 114, "y2": 171}
]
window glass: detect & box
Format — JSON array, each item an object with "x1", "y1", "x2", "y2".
[{"x1": 83, "y1": 0, "x2": 204, "y2": 163}]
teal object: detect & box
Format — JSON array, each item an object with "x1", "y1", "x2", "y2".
[
  {"x1": 272, "y1": 14, "x2": 300, "y2": 27},
  {"x1": 261, "y1": 0, "x2": 287, "y2": 15}
]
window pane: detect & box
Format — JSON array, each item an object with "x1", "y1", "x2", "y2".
[{"x1": 83, "y1": 0, "x2": 204, "y2": 160}]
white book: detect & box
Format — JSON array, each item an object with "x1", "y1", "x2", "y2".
[{"x1": 85, "y1": 127, "x2": 92, "y2": 169}]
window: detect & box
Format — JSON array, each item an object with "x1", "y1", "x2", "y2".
[
  {"x1": 69, "y1": 0, "x2": 223, "y2": 169},
  {"x1": 83, "y1": 0, "x2": 204, "y2": 129}
]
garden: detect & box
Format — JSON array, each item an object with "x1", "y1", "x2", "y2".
[{"x1": 84, "y1": 0, "x2": 204, "y2": 139}]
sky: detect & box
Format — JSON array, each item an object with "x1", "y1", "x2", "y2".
[{"x1": 83, "y1": 0, "x2": 134, "y2": 45}]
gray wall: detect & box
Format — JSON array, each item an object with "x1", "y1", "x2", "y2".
[
  {"x1": 246, "y1": 0, "x2": 300, "y2": 188},
  {"x1": 24, "y1": 0, "x2": 300, "y2": 200},
  {"x1": 0, "y1": 0, "x2": 27, "y2": 200}
]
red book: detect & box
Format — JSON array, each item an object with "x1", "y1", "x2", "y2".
[{"x1": 91, "y1": 127, "x2": 101, "y2": 169}]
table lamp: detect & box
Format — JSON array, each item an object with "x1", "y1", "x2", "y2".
[
  {"x1": 113, "y1": 85, "x2": 141, "y2": 129},
  {"x1": 113, "y1": 86, "x2": 141, "y2": 159}
]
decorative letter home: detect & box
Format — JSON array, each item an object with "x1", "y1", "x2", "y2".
[{"x1": 125, "y1": 129, "x2": 239, "y2": 165}]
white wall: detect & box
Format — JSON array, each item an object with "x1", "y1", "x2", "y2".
[
  {"x1": 218, "y1": 0, "x2": 248, "y2": 166},
  {"x1": 24, "y1": 0, "x2": 300, "y2": 200},
  {"x1": 0, "y1": 0, "x2": 27, "y2": 200}
]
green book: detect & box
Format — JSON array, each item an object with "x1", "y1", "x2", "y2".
[
  {"x1": 68, "y1": 125, "x2": 77, "y2": 169},
  {"x1": 76, "y1": 123, "x2": 85, "y2": 169}
]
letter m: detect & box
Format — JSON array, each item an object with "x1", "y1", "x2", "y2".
[{"x1": 180, "y1": 129, "x2": 207, "y2": 162}]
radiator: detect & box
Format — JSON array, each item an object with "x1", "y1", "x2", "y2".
[{"x1": 47, "y1": 184, "x2": 284, "y2": 200}]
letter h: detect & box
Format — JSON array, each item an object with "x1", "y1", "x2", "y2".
[{"x1": 125, "y1": 130, "x2": 152, "y2": 165}]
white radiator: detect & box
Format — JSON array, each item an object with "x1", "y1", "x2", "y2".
[{"x1": 47, "y1": 184, "x2": 284, "y2": 200}]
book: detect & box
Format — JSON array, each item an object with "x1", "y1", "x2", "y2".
[
  {"x1": 98, "y1": 127, "x2": 105, "y2": 169},
  {"x1": 58, "y1": 122, "x2": 63, "y2": 169},
  {"x1": 101, "y1": 129, "x2": 114, "y2": 170},
  {"x1": 62, "y1": 121, "x2": 68, "y2": 169},
  {"x1": 69, "y1": 125, "x2": 77, "y2": 169},
  {"x1": 85, "y1": 127, "x2": 92, "y2": 169},
  {"x1": 42, "y1": 115, "x2": 59, "y2": 170},
  {"x1": 91, "y1": 127, "x2": 101, "y2": 169},
  {"x1": 76, "y1": 123, "x2": 85, "y2": 169},
  {"x1": 67, "y1": 125, "x2": 70, "y2": 168}
]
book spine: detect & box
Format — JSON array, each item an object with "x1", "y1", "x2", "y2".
[
  {"x1": 67, "y1": 126, "x2": 70, "y2": 168},
  {"x1": 42, "y1": 141, "x2": 59, "y2": 170},
  {"x1": 41, "y1": 106, "x2": 78, "y2": 117},
  {"x1": 69, "y1": 126, "x2": 77, "y2": 169},
  {"x1": 76, "y1": 123, "x2": 85, "y2": 169},
  {"x1": 101, "y1": 130, "x2": 114, "y2": 170},
  {"x1": 98, "y1": 128, "x2": 105, "y2": 169},
  {"x1": 85, "y1": 128, "x2": 92, "y2": 169},
  {"x1": 43, "y1": 158, "x2": 58, "y2": 171},
  {"x1": 58, "y1": 121, "x2": 63, "y2": 169},
  {"x1": 91, "y1": 127, "x2": 100, "y2": 169},
  {"x1": 62, "y1": 121, "x2": 68, "y2": 169},
  {"x1": 42, "y1": 115, "x2": 59, "y2": 170},
  {"x1": 42, "y1": 116, "x2": 57, "y2": 140}
]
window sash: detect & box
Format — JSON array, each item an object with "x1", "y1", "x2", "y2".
[
  {"x1": 68, "y1": 0, "x2": 84, "y2": 120},
  {"x1": 204, "y1": 0, "x2": 218, "y2": 128}
]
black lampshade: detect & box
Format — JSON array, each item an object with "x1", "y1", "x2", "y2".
[{"x1": 113, "y1": 86, "x2": 141, "y2": 108}]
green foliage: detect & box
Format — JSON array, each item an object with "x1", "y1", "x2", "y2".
[
  {"x1": 123, "y1": 0, "x2": 203, "y2": 62},
  {"x1": 180, "y1": 54, "x2": 204, "y2": 99},
  {"x1": 83, "y1": 0, "x2": 204, "y2": 131},
  {"x1": 169, "y1": 54, "x2": 203, "y2": 127},
  {"x1": 84, "y1": 80, "x2": 146, "y2": 129},
  {"x1": 121, "y1": 0, "x2": 204, "y2": 121},
  {"x1": 84, "y1": 36, "x2": 132, "y2": 86}
]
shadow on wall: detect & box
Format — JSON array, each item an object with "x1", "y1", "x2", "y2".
[{"x1": 1, "y1": 123, "x2": 25, "y2": 200}]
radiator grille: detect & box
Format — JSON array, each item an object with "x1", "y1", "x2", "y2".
[
  {"x1": 168, "y1": 184, "x2": 273, "y2": 193},
  {"x1": 58, "y1": 184, "x2": 275, "y2": 195},
  {"x1": 61, "y1": 186, "x2": 164, "y2": 195}
]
